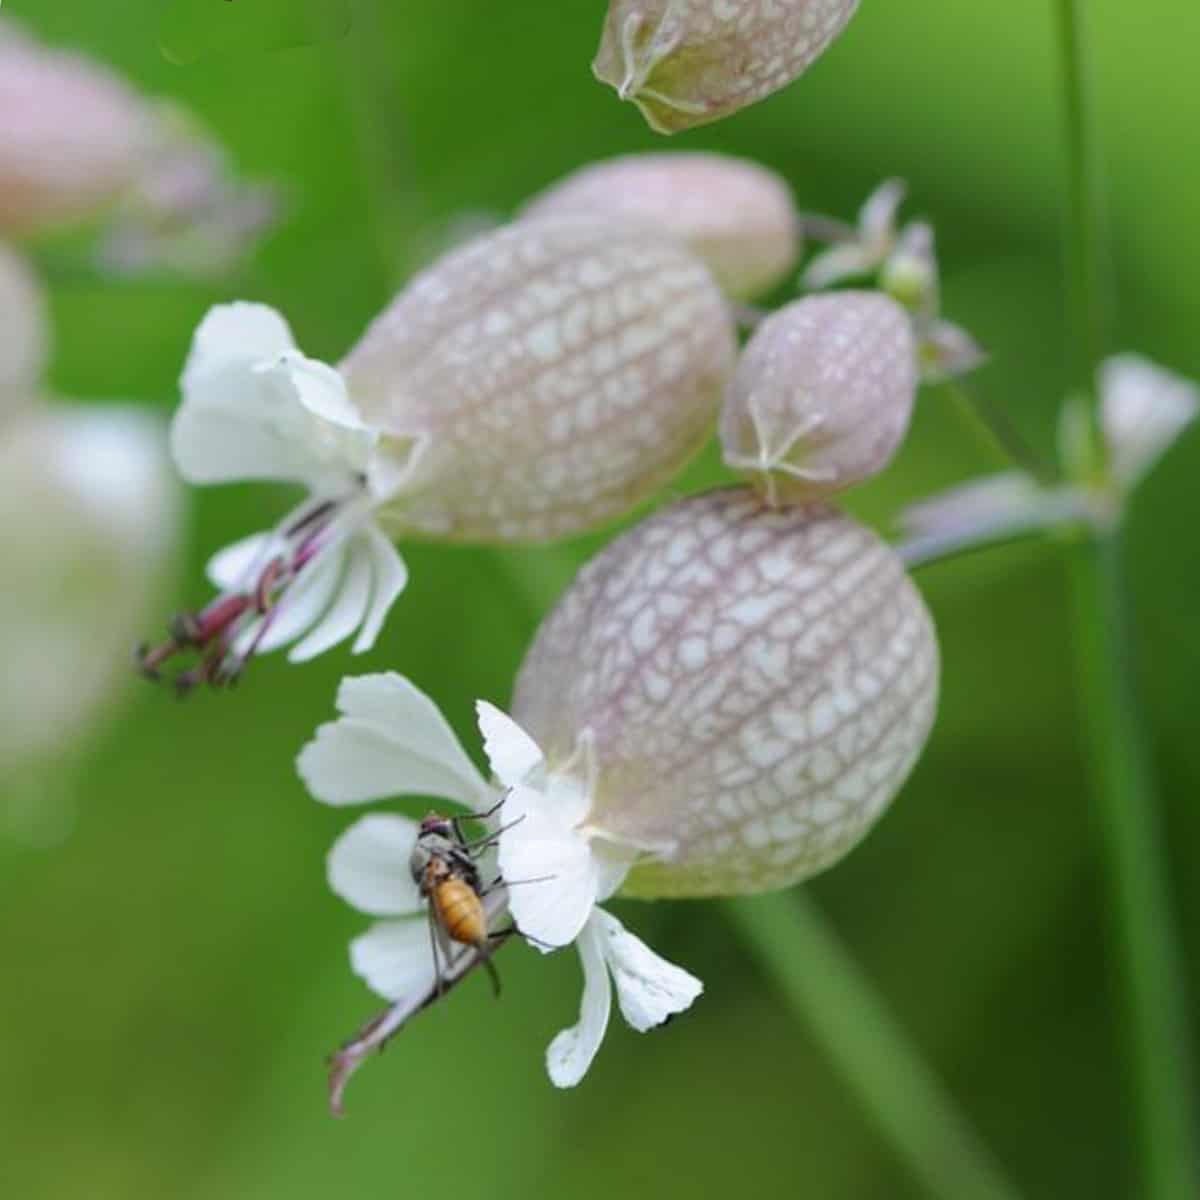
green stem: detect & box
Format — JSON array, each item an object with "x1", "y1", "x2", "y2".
[
  {"x1": 726, "y1": 892, "x2": 1022, "y2": 1200},
  {"x1": 1055, "y1": 5, "x2": 1199, "y2": 1195},
  {"x1": 1055, "y1": 0, "x2": 1112, "y2": 389},
  {"x1": 1068, "y1": 534, "x2": 1200, "y2": 1197},
  {"x1": 943, "y1": 377, "x2": 1056, "y2": 484}
]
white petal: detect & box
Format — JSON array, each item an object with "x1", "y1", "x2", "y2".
[
  {"x1": 171, "y1": 302, "x2": 368, "y2": 488},
  {"x1": 254, "y1": 351, "x2": 375, "y2": 479},
  {"x1": 920, "y1": 319, "x2": 986, "y2": 384},
  {"x1": 498, "y1": 782, "x2": 597, "y2": 951},
  {"x1": 801, "y1": 242, "x2": 881, "y2": 290},
  {"x1": 545, "y1": 915, "x2": 612, "y2": 1088},
  {"x1": 1100, "y1": 353, "x2": 1199, "y2": 487},
  {"x1": 286, "y1": 539, "x2": 372, "y2": 662},
  {"x1": 327, "y1": 813, "x2": 424, "y2": 916},
  {"x1": 859, "y1": 177, "x2": 906, "y2": 244},
  {"x1": 351, "y1": 524, "x2": 408, "y2": 654},
  {"x1": 592, "y1": 838, "x2": 639, "y2": 903},
  {"x1": 185, "y1": 302, "x2": 297, "y2": 373},
  {"x1": 296, "y1": 673, "x2": 489, "y2": 807},
  {"x1": 476, "y1": 701, "x2": 544, "y2": 788},
  {"x1": 205, "y1": 530, "x2": 278, "y2": 591},
  {"x1": 255, "y1": 546, "x2": 345, "y2": 653},
  {"x1": 593, "y1": 908, "x2": 703, "y2": 1033},
  {"x1": 349, "y1": 918, "x2": 438, "y2": 1002}
]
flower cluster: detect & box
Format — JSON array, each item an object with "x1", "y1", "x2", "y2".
[
  {"x1": 125, "y1": 116, "x2": 1200, "y2": 1106},
  {"x1": 128, "y1": 144, "x2": 961, "y2": 1097},
  {"x1": 15, "y1": 0, "x2": 1198, "y2": 1137}
]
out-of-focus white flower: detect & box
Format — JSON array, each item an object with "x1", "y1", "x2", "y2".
[
  {"x1": 299, "y1": 673, "x2": 701, "y2": 1088},
  {"x1": 0, "y1": 19, "x2": 275, "y2": 275},
  {"x1": 720, "y1": 291, "x2": 917, "y2": 502},
  {"x1": 522, "y1": 153, "x2": 799, "y2": 300},
  {"x1": 0, "y1": 242, "x2": 47, "y2": 405},
  {"x1": 804, "y1": 185, "x2": 985, "y2": 384},
  {"x1": 593, "y1": 0, "x2": 861, "y2": 134},
  {"x1": 1099, "y1": 354, "x2": 1198, "y2": 491},
  {"x1": 896, "y1": 471, "x2": 1089, "y2": 567},
  {"x1": 0, "y1": 406, "x2": 178, "y2": 776},
  {"x1": 94, "y1": 102, "x2": 280, "y2": 280},
  {"x1": 0, "y1": 18, "x2": 144, "y2": 234},
  {"x1": 802, "y1": 178, "x2": 905, "y2": 290},
  {"x1": 145, "y1": 218, "x2": 735, "y2": 689}
]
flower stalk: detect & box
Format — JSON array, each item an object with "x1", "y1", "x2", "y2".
[
  {"x1": 1068, "y1": 533, "x2": 1200, "y2": 1197},
  {"x1": 726, "y1": 892, "x2": 1022, "y2": 1200},
  {"x1": 941, "y1": 377, "x2": 1055, "y2": 485},
  {"x1": 1056, "y1": 4, "x2": 1200, "y2": 1195}
]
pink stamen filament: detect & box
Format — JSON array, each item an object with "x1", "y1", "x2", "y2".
[{"x1": 137, "y1": 498, "x2": 346, "y2": 692}]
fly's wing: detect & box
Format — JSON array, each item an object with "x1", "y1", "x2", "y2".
[{"x1": 160, "y1": 0, "x2": 351, "y2": 64}]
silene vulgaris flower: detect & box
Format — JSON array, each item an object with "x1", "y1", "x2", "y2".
[
  {"x1": 299, "y1": 673, "x2": 703, "y2": 1093},
  {"x1": 802, "y1": 179, "x2": 984, "y2": 383},
  {"x1": 140, "y1": 217, "x2": 735, "y2": 691},
  {"x1": 301, "y1": 488, "x2": 938, "y2": 1105}
]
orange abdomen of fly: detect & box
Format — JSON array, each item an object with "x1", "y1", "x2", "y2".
[{"x1": 431, "y1": 876, "x2": 488, "y2": 948}]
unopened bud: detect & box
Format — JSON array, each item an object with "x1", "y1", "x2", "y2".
[
  {"x1": 511, "y1": 487, "x2": 939, "y2": 896},
  {"x1": 594, "y1": 0, "x2": 861, "y2": 133},
  {"x1": 522, "y1": 153, "x2": 799, "y2": 301},
  {"x1": 343, "y1": 217, "x2": 738, "y2": 541},
  {"x1": 720, "y1": 292, "x2": 917, "y2": 502},
  {"x1": 880, "y1": 221, "x2": 937, "y2": 314},
  {"x1": 0, "y1": 243, "x2": 47, "y2": 402},
  {"x1": 0, "y1": 20, "x2": 145, "y2": 234},
  {"x1": 0, "y1": 20, "x2": 274, "y2": 273}
]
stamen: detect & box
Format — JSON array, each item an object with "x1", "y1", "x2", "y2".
[{"x1": 136, "y1": 495, "x2": 348, "y2": 693}]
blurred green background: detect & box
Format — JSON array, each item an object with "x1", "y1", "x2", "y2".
[{"x1": 4, "y1": 1, "x2": 1200, "y2": 1196}]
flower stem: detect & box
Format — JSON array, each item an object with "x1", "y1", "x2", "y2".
[
  {"x1": 942, "y1": 377, "x2": 1056, "y2": 484},
  {"x1": 1068, "y1": 533, "x2": 1200, "y2": 1197},
  {"x1": 725, "y1": 891, "x2": 1023, "y2": 1200},
  {"x1": 1055, "y1": 0, "x2": 1112, "y2": 390},
  {"x1": 1055, "y1": 5, "x2": 1199, "y2": 1194}
]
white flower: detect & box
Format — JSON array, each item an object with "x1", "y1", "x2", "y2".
[
  {"x1": 802, "y1": 178, "x2": 906, "y2": 290},
  {"x1": 141, "y1": 302, "x2": 413, "y2": 688},
  {"x1": 147, "y1": 219, "x2": 735, "y2": 689},
  {"x1": 0, "y1": 405, "x2": 178, "y2": 778},
  {"x1": 1099, "y1": 354, "x2": 1199, "y2": 490},
  {"x1": 298, "y1": 672, "x2": 702, "y2": 1088},
  {"x1": 896, "y1": 471, "x2": 1089, "y2": 567},
  {"x1": 803, "y1": 183, "x2": 984, "y2": 384}
]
